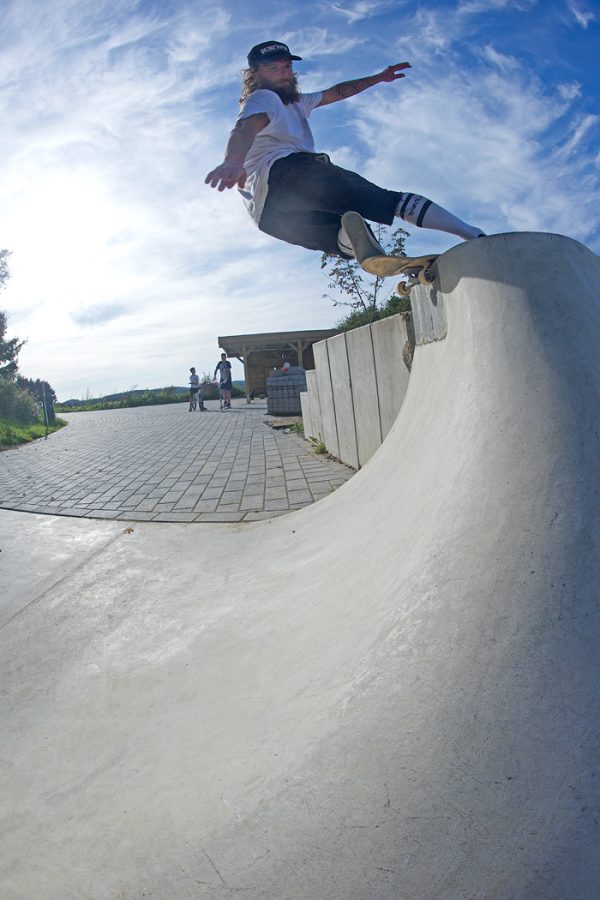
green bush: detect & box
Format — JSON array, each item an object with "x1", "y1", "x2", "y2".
[{"x1": 0, "y1": 379, "x2": 40, "y2": 424}]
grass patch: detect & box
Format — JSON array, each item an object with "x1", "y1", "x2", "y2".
[
  {"x1": 308, "y1": 434, "x2": 327, "y2": 454},
  {"x1": 0, "y1": 417, "x2": 68, "y2": 449}
]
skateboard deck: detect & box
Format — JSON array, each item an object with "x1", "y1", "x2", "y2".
[
  {"x1": 360, "y1": 252, "x2": 439, "y2": 298},
  {"x1": 360, "y1": 252, "x2": 438, "y2": 278}
]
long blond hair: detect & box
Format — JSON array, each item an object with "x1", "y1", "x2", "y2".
[{"x1": 239, "y1": 68, "x2": 261, "y2": 105}]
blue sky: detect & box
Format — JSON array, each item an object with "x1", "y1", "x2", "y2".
[{"x1": 0, "y1": 0, "x2": 598, "y2": 399}]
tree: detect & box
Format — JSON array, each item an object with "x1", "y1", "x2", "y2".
[
  {"x1": 0, "y1": 249, "x2": 9, "y2": 291},
  {"x1": 16, "y1": 376, "x2": 57, "y2": 405},
  {"x1": 0, "y1": 310, "x2": 26, "y2": 380},
  {"x1": 320, "y1": 224, "x2": 411, "y2": 330},
  {"x1": 1, "y1": 252, "x2": 26, "y2": 381}
]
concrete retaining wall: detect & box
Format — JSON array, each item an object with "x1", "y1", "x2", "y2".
[{"x1": 303, "y1": 314, "x2": 412, "y2": 468}]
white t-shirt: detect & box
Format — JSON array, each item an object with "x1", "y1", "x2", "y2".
[
  {"x1": 236, "y1": 89, "x2": 323, "y2": 223},
  {"x1": 215, "y1": 360, "x2": 232, "y2": 384}
]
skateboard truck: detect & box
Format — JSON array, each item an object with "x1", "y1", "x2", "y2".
[
  {"x1": 396, "y1": 263, "x2": 437, "y2": 297},
  {"x1": 360, "y1": 253, "x2": 438, "y2": 297}
]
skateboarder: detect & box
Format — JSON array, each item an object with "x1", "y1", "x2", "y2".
[
  {"x1": 189, "y1": 367, "x2": 200, "y2": 411},
  {"x1": 214, "y1": 353, "x2": 232, "y2": 408},
  {"x1": 205, "y1": 41, "x2": 485, "y2": 268}
]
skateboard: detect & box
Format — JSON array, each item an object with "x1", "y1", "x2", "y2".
[
  {"x1": 213, "y1": 378, "x2": 230, "y2": 410},
  {"x1": 360, "y1": 253, "x2": 438, "y2": 297},
  {"x1": 189, "y1": 390, "x2": 205, "y2": 411}
]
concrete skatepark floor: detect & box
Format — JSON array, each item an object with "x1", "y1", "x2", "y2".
[{"x1": 2, "y1": 233, "x2": 600, "y2": 899}]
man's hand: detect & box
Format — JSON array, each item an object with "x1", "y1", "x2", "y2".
[
  {"x1": 378, "y1": 62, "x2": 411, "y2": 82},
  {"x1": 205, "y1": 162, "x2": 248, "y2": 192},
  {"x1": 205, "y1": 114, "x2": 269, "y2": 192}
]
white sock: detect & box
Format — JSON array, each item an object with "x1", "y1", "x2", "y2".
[
  {"x1": 395, "y1": 193, "x2": 484, "y2": 240},
  {"x1": 337, "y1": 225, "x2": 355, "y2": 258}
]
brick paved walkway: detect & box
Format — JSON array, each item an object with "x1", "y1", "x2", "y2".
[{"x1": 0, "y1": 400, "x2": 354, "y2": 523}]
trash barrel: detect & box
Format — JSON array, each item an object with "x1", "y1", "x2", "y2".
[{"x1": 266, "y1": 366, "x2": 307, "y2": 415}]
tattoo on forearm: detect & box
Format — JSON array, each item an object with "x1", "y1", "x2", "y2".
[{"x1": 334, "y1": 76, "x2": 378, "y2": 98}]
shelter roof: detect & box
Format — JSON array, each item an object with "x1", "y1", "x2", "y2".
[{"x1": 217, "y1": 330, "x2": 341, "y2": 356}]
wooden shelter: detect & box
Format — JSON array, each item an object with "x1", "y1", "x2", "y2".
[{"x1": 217, "y1": 329, "x2": 341, "y2": 400}]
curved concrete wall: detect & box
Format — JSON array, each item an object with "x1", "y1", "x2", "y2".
[{"x1": 2, "y1": 232, "x2": 600, "y2": 899}]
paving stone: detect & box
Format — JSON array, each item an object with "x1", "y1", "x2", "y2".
[
  {"x1": 265, "y1": 487, "x2": 288, "y2": 500},
  {"x1": 220, "y1": 490, "x2": 243, "y2": 503},
  {"x1": 240, "y1": 494, "x2": 264, "y2": 510},
  {"x1": 179, "y1": 487, "x2": 205, "y2": 501},
  {"x1": 195, "y1": 511, "x2": 245, "y2": 522},
  {"x1": 201, "y1": 487, "x2": 224, "y2": 500},
  {"x1": 246, "y1": 474, "x2": 266, "y2": 485},
  {"x1": 285, "y1": 479, "x2": 309, "y2": 491},
  {"x1": 227, "y1": 479, "x2": 248, "y2": 491},
  {"x1": 153, "y1": 512, "x2": 197, "y2": 522},
  {"x1": 283, "y1": 468, "x2": 303, "y2": 478},
  {"x1": 264, "y1": 498, "x2": 290, "y2": 511},
  {"x1": 193, "y1": 498, "x2": 219, "y2": 513},
  {"x1": 310, "y1": 491, "x2": 334, "y2": 502},
  {"x1": 208, "y1": 477, "x2": 229, "y2": 488},
  {"x1": 288, "y1": 490, "x2": 313, "y2": 504}
]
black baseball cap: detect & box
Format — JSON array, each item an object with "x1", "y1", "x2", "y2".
[{"x1": 247, "y1": 41, "x2": 302, "y2": 67}]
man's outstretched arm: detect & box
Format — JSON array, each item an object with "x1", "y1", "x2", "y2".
[
  {"x1": 317, "y1": 63, "x2": 411, "y2": 107},
  {"x1": 205, "y1": 113, "x2": 269, "y2": 191}
]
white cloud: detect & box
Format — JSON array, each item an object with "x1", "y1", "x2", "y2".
[
  {"x1": 480, "y1": 44, "x2": 520, "y2": 71},
  {"x1": 457, "y1": 0, "x2": 537, "y2": 13},
  {"x1": 554, "y1": 113, "x2": 599, "y2": 159},
  {"x1": 281, "y1": 26, "x2": 362, "y2": 60},
  {"x1": 393, "y1": 7, "x2": 459, "y2": 54},
  {"x1": 558, "y1": 81, "x2": 582, "y2": 101},
  {"x1": 566, "y1": 1, "x2": 595, "y2": 28},
  {"x1": 328, "y1": 0, "x2": 402, "y2": 25}
]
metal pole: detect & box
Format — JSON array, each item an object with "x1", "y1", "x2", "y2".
[{"x1": 41, "y1": 381, "x2": 49, "y2": 439}]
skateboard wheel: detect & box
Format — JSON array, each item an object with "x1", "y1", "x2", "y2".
[
  {"x1": 418, "y1": 268, "x2": 435, "y2": 286},
  {"x1": 397, "y1": 281, "x2": 411, "y2": 297}
]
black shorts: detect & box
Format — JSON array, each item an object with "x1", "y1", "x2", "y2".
[{"x1": 258, "y1": 152, "x2": 401, "y2": 257}]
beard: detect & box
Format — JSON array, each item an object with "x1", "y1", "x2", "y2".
[
  {"x1": 258, "y1": 73, "x2": 300, "y2": 105},
  {"x1": 273, "y1": 80, "x2": 300, "y2": 105}
]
